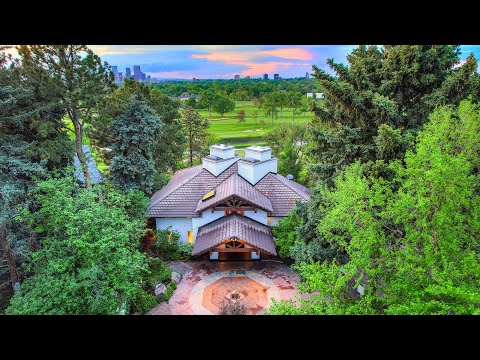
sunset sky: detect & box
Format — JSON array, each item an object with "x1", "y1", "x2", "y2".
[{"x1": 88, "y1": 45, "x2": 480, "y2": 80}]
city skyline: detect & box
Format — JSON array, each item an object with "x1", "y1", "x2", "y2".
[{"x1": 89, "y1": 45, "x2": 480, "y2": 80}]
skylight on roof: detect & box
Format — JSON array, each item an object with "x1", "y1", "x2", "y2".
[{"x1": 202, "y1": 190, "x2": 216, "y2": 201}]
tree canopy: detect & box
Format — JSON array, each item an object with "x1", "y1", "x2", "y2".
[
  {"x1": 309, "y1": 45, "x2": 479, "y2": 186},
  {"x1": 270, "y1": 100, "x2": 480, "y2": 315},
  {"x1": 7, "y1": 173, "x2": 150, "y2": 315}
]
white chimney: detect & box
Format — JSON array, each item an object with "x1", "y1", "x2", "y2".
[
  {"x1": 202, "y1": 144, "x2": 240, "y2": 176},
  {"x1": 238, "y1": 146, "x2": 277, "y2": 185}
]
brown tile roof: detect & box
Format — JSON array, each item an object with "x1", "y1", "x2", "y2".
[
  {"x1": 254, "y1": 173, "x2": 310, "y2": 216},
  {"x1": 192, "y1": 214, "x2": 276, "y2": 255},
  {"x1": 147, "y1": 161, "x2": 240, "y2": 217},
  {"x1": 148, "y1": 161, "x2": 310, "y2": 218},
  {"x1": 195, "y1": 173, "x2": 273, "y2": 213}
]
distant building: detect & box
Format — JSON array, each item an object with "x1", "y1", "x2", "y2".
[
  {"x1": 140, "y1": 72, "x2": 146, "y2": 82},
  {"x1": 306, "y1": 92, "x2": 324, "y2": 99},
  {"x1": 245, "y1": 76, "x2": 251, "y2": 79},
  {"x1": 263, "y1": 74, "x2": 269, "y2": 80},
  {"x1": 234, "y1": 74, "x2": 240, "y2": 80},
  {"x1": 133, "y1": 65, "x2": 141, "y2": 81},
  {"x1": 111, "y1": 66, "x2": 118, "y2": 77},
  {"x1": 147, "y1": 75, "x2": 151, "y2": 82},
  {"x1": 126, "y1": 68, "x2": 131, "y2": 78},
  {"x1": 278, "y1": 89, "x2": 286, "y2": 93},
  {"x1": 305, "y1": 72, "x2": 309, "y2": 79},
  {"x1": 274, "y1": 74, "x2": 280, "y2": 80},
  {"x1": 117, "y1": 72, "x2": 123, "y2": 82}
]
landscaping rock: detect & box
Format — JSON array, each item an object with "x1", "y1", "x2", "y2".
[
  {"x1": 171, "y1": 271, "x2": 182, "y2": 284},
  {"x1": 154, "y1": 283, "x2": 167, "y2": 301}
]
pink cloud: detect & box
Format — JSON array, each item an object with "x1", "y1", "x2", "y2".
[
  {"x1": 192, "y1": 48, "x2": 312, "y2": 77},
  {"x1": 259, "y1": 48, "x2": 313, "y2": 60},
  {"x1": 192, "y1": 51, "x2": 255, "y2": 63}
]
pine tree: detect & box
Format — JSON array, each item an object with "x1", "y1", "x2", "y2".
[
  {"x1": 109, "y1": 95, "x2": 162, "y2": 194},
  {"x1": 180, "y1": 106, "x2": 209, "y2": 166},
  {"x1": 17, "y1": 45, "x2": 114, "y2": 188},
  {"x1": 309, "y1": 45, "x2": 478, "y2": 186}
]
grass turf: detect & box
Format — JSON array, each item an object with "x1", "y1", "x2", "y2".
[{"x1": 198, "y1": 101, "x2": 314, "y2": 148}]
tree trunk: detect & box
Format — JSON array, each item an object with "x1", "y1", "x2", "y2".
[
  {"x1": 1, "y1": 225, "x2": 19, "y2": 294},
  {"x1": 71, "y1": 109, "x2": 91, "y2": 189}
]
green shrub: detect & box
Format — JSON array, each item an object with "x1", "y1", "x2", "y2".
[
  {"x1": 130, "y1": 288, "x2": 158, "y2": 314},
  {"x1": 272, "y1": 211, "x2": 300, "y2": 261},
  {"x1": 152, "y1": 228, "x2": 192, "y2": 260},
  {"x1": 162, "y1": 282, "x2": 177, "y2": 301}
]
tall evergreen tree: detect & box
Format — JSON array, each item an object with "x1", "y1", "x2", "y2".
[
  {"x1": 17, "y1": 45, "x2": 114, "y2": 188},
  {"x1": 180, "y1": 106, "x2": 209, "y2": 166},
  {"x1": 309, "y1": 45, "x2": 478, "y2": 186},
  {"x1": 92, "y1": 79, "x2": 185, "y2": 188},
  {"x1": 109, "y1": 95, "x2": 162, "y2": 194}
]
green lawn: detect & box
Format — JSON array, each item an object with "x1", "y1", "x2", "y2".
[{"x1": 198, "y1": 101, "x2": 314, "y2": 148}]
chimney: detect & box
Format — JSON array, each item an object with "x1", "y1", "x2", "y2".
[
  {"x1": 202, "y1": 144, "x2": 240, "y2": 176},
  {"x1": 238, "y1": 146, "x2": 277, "y2": 185}
]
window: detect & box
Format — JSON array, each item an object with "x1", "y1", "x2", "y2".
[{"x1": 188, "y1": 231, "x2": 194, "y2": 244}]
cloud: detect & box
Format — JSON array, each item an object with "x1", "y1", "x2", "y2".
[
  {"x1": 259, "y1": 48, "x2": 313, "y2": 60},
  {"x1": 191, "y1": 47, "x2": 312, "y2": 77}
]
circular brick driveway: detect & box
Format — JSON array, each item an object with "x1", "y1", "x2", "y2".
[{"x1": 148, "y1": 260, "x2": 301, "y2": 315}]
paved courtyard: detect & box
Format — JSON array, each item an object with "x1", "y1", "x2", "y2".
[{"x1": 148, "y1": 260, "x2": 301, "y2": 315}]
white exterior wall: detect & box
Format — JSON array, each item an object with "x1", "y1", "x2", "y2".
[
  {"x1": 191, "y1": 210, "x2": 225, "y2": 238},
  {"x1": 244, "y1": 209, "x2": 267, "y2": 224},
  {"x1": 210, "y1": 145, "x2": 235, "y2": 159},
  {"x1": 155, "y1": 217, "x2": 193, "y2": 244},
  {"x1": 267, "y1": 216, "x2": 283, "y2": 227},
  {"x1": 238, "y1": 158, "x2": 278, "y2": 185},
  {"x1": 245, "y1": 147, "x2": 272, "y2": 161},
  {"x1": 202, "y1": 157, "x2": 239, "y2": 176}
]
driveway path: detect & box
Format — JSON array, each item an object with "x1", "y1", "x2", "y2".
[{"x1": 148, "y1": 260, "x2": 300, "y2": 315}]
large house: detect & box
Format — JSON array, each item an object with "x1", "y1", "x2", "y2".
[{"x1": 147, "y1": 144, "x2": 310, "y2": 260}]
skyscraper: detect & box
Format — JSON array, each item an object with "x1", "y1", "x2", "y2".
[
  {"x1": 111, "y1": 66, "x2": 118, "y2": 77},
  {"x1": 140, "y1": 72, "x2": 146, "y2": 82},
  {"x1": 305, "y1": 72, "x2": 309, "y2": 79},
  {"x1": 263, "y1": 74, "x2": 268, "y2": 80},
  {"x1": 117, "y1": 72, "x2": 123, "y2": 82},
  {"x1": 274, "y1": 74, "x2": 280, "y2": 80},
  {"x1": 147, "y1": 75, "x2": 151, "y2": 83},
  {"x1": 126, "y1": 68, "x2": 131, "y2": 78},
  {"x1": 133, "y1": 65, "x2": 141, "y2": 81},
  {"x1": 234, "y1": 74, "x2": 240, "y2": 80}
]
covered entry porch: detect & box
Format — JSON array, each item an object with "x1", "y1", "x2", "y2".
[{"x1": 192, "y1": 213, "x2": 277, "y2": 261}]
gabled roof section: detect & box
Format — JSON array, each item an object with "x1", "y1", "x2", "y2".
[
  {"x1": 254, "y1": 173, "x2": 310, "y2": 216},
  {"x1": 147, "y1": 162, "x2": 239, "y2": 217},
  {"x1": 192, "y1": 214, "x2": 276, "y2": 255},
  {"x1": 195, "y1": 174, "x2": 273, "y2": 213},
  {"x1": 149, "y1": 165, "x2": 203, "y2": 207},
  {"x1": 73, "y1": 145, "x2": 103, "y2": 185}
]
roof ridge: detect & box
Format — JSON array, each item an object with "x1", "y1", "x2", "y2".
[{"x1": 272, "y1": 173, "x2": 310, "y2": 199}]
